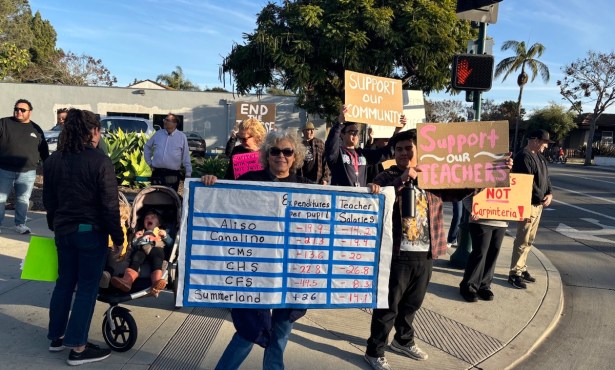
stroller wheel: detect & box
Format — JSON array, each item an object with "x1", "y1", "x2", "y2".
[{"x1": 102, "y1": 306, "x2": 138, "y2": 352}]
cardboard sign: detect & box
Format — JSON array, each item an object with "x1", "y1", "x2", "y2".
[
  {"x1": 176, "y1": 180, "x2": 395, "y2": 309},
  {"x1": 369, "y1": 90, "x2": 426, "y2": 138},
  {"x1": 471, "y1": 173, "x2": 534, "y2": 221},
  {"x1": 235, "y1": 102, "x2": 276, "y2": 132},
  {"x1": 416, "y1": 121, "x2": 510, "y2": 189},
  {"x1": 232, "y1": 152, "x2": 263, "y2": 179},
  {"x1": 344, "y1": 70, "x2": 403, "y2": 127},
  {"x1": 21, "y1": 236, "x2": 58, "y2": 282}
]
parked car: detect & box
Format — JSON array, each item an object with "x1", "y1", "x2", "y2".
[
  {"x1": 100, "y1": 116, "x2": 155, "y2": 136},
  {"x1": 185, "y1": 131, "x2": 207, "y2": 156},
  {"x1": 44, "y1": 125, "x2": 62, "y2": 152}
]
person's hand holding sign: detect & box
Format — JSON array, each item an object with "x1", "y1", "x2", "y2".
[
  {"x1": 394, "y1": 114, "x2": 407, "y2": 134},
  {"x1": 201, "y1": 174, "x2": 218, "y2": 186}
]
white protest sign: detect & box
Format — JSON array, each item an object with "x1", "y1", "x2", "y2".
[
  {"x1": 177, "y1": 180, "x2": 395, "y2": 309},
  {"x1": 369, "y1": 90, "x2": 426, "y2": 138}
]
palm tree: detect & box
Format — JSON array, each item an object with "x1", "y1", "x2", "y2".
[
  {"x1": 495, "y1": 41, "x2": 550, "y2": 152},
  {"x1": 156, "y1": 66, "x2": 200, "y2": 91}
]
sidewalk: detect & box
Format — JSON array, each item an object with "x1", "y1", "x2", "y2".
[{"x1": 0, "y1": 210, "x2": 563, "y2": 370}]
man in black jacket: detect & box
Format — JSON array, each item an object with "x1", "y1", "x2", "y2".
[
  {"x1": 0, "y1": 99, "x2": 49, "y2": 234},
  {"x1": 508, "y1": 129, "x2": 554, "y2": 289}
]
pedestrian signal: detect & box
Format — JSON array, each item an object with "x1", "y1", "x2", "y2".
[{"x1": 451, "y1": 54, "x2": 494, "y2": 91}]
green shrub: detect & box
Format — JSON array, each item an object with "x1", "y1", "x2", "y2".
[
  {"x1": 191, "y1": 156, "x2": 229, "y2": 179},
  {"x1": 104, "y1": 129, "x2": 152, "y2": 187}
]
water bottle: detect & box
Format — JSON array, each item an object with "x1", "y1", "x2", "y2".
[{"x1": 401, "y1": 181, "x2": 416, "y2": 218}]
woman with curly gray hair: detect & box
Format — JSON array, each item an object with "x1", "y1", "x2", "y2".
[{"x1": 200, "y1": 128, "x2": 312, "y2": 369}]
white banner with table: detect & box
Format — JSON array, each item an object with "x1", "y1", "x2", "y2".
[{"x1": 176, "y1": 180, "x2": 395, "y2": 309}]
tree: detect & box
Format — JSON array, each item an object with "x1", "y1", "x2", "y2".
[
  {"x1": 0, "y1": 0, "x2": 34, "y2": 49},
  {"x1": 425, "y1": 99, "x2": 468, "y2": 122},
  {"x1": 19, "y1": 50, "x2": 117, "y2": 86},
  {"x1": 481, "y1": 99, "x2": 524, "y2": 122},
  {"x1": 156, "y1": 66, "x2": 200, "y2": 91},
  {"x1": 56, "y1": 51, "x2": 117, "y2": 86},
  {"x1": 495, "y1": 40, "x2": 550, "y2": 152},
  {"x1": 221, "y1": 0, "x2": 475, "y2": 122},
  {"x1": 0, "y1": 41, "x2": 29, "y2": 79},
  {"x1": 558, "y1": 51, "x2": 615, "y2": 165},
  {"x1": 525, "y1": 102, "x2": 577, "y2": 143},
  {"x1": 28, "y1": 11, "x2": 57, "y2": 64}
]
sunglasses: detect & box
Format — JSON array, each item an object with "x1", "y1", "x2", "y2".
[
  {"x1": 238, "y1": 136, "x2": 252, "y2": 143},
  {"x1": 269, "y1": 147, "x2": 294, "y2": 157},
  {"x1": 14, "y1": 107, "x2": 29, "y2": 113}
]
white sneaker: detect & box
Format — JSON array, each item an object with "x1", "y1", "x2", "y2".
[
  {"x1": 364, "y1": 354, "x2": 392, "y2": 370},
  {"x1": 390, "y1": 339, "x2": 428, "y2": 360},
  {"x1": 15, "y1": 224, "x2": 31, "y2": 234}
]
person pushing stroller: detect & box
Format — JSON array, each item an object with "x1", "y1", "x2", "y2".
[{"x1": 111, "y1": 209, "x2": 171, "y2": 297}]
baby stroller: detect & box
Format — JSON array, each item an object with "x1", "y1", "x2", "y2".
[{"x1": 97, "y1": 186, "x2": 181, "y2": 352}]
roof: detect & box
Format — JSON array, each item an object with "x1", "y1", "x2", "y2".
[
  {"x1": 127, "y1": 79, "x2": 175, "y2": 90},
  {"x1": 576, "y1": 113, "x2": 615, "y2": 128}
]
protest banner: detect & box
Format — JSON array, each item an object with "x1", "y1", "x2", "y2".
[
  {"x1": 471, "y1": 173, "x2": 533, "y2": 221},
  {"x1": 232, "y1": 152, "x2": 263, "y2": 179},
  {"x1": 416, "y1": 121, "x2": 510, "y2": 189},
  {"x1": 235, "y1": 102, "x2": 277, "y2": 132},
  {"x1": 176, "y1": 180, "x2": 395, "y2": 309},
  {"x1": 344, "y1": 70, "x2": 403, "y2": 127},
  {"x1": 369, "y1": 90, "x2": 426, "y2": 138}
]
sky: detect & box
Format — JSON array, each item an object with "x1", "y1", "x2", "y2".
[{"x1": 28, "y1": 0, "x2": 615, "y2": 114}]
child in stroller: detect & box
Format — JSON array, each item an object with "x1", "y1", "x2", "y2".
[{"x1": 111, "y1": 209, "x2": 172, "y2": 297}]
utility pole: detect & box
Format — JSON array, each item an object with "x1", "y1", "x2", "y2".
[{"x1": 449, "y1": 22, "x2": 487, "y2": 269}]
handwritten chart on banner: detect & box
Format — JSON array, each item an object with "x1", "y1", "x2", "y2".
[
  {"x1": 232, "y1": 152, "x2": 263, "y2": 179},
  {"x1": 236, "y1": 102, "x2": 277, "y2": 132},
  {"x1": 416, "y1": 121, "x2": 510, "y2": 189},
  {"x1": 471, "y1": 173, "x2": 533, "y2": 221},
  {"x1": 344, "y1": 70, "x2": 403, "y2": 127},
  {"x1": 176, "y1": 180, "x2": 395, "y2": 309}
]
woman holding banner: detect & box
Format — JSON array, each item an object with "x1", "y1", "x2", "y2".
[
  {"x1": 224, "y1": 117, "x2": 267, "y2": 180},
  {"x1": 202, "y1": 129, "x2": 310, "y2": 370}
]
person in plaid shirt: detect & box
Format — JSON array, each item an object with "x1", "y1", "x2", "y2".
[{"x1": 364, "y1": 129, "x2": 474, "y2": 370}]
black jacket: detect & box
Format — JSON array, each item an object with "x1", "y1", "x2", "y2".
[
  {"x1": 325, "y1": 122, "x2": 391, "y2": 187},
  {"x1": 43, "y1": 146, "x2": 123, "y2": 245},
  {"x1": 0, "y1": 117, "x2": 49, "y2": 172},
  {"x1": 512, "y1": 148, "x2": 552, "y2": 205}
]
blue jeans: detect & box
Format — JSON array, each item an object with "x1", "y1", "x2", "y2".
[
  {"x1": 215, "y1": 309, "x2": 294, "y2": 370},
  {"x1": 48, "y1": 230, "x2": 108, "y2": 347},
  {"x1": 0, "y1": 168, "x2": 36, "y2": 225}
]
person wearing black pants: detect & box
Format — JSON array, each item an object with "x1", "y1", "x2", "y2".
[
  {"x1": 367, "y1": 253, "x2": 432, "y2": 358},
  {"x1": 459, "y1": 196, "x2": 508, "y2": 302}
]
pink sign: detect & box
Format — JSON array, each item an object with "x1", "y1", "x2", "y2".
[{"x1": 232, "y1": 152, "x2": 263, "y2": 179}]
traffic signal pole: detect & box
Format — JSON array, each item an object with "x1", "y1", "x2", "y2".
[{"x1": 449, "y1": 21, "x2": 487, "y2": 269}]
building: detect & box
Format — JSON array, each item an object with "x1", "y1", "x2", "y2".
[{"x1": 2, "y1": 82, "x2": 326, "y2": 153}]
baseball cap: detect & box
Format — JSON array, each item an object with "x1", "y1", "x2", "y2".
[{"x1": 528, "y1": 129, "x2": 555, "y2": 143}]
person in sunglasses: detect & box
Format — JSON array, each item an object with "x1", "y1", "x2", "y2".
[
  {"x1": 0, "y1": 99, "x2": 49, "y2": 234},
  {"x1": 224, "y1": 117, "x2": 267, "y2": 180},
  {"x1": 201, "y1": 129, "x2": 311, "y2": 370},
  {"x1": 325, "y1": 105, "x2": 406, "y2": 187}
]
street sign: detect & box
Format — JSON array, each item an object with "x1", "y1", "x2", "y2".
[
  {"x1": 456, "y1": 2, "x2": 500, "y2": 24},
  {"x1": 452, "y1": 54, "x2": 494, "y2": 91}
]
